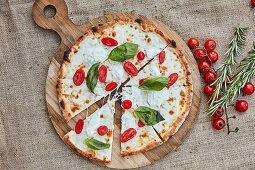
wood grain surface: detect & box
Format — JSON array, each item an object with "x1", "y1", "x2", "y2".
[{"x1": 32, "y1": 0, "x2": 201, "y2": 168}]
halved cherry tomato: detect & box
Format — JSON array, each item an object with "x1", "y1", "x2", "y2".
[
  {"x1": 98, "y1": 65, "x2": 107, "y2": 83},
  {"x1": 75, "y1": 119, "x2": 84, "y2": 134},
  {"x1": 204, "y1": 40, "x2": 216, "y2": 51},
  {"x1": 124, "y1": 62, "x2": 138, "y2": 76},
  {"x1": 97, "y1": 125, "x2": 109, "y2": 136},
  {"x1": 139, "y1": 78, "x2": 148, "y2": 85},
  {"x1": 105, "y1": 82, "x2": 118, "y2": 91},
  {"x1": 120, "y1": 128, "x2": 137, "y2": 143},
  {"x1": 122, "y1": 100, "x2": 132, "y2": 109},
  {"x1": 101, "y1": 37, "x2": 118, "y2": 46},
  {"x1": 73, "y1": 69, "x2": 85, "y2": 86},
  {"x1": 212, "y1": 118, "x2": 225, "y2": 130},
  {"x1": 137, "y1": 51, "x2": 145, "y2": 60},
  {"x1": 188, "y1": 38, "x2": 199, "y2": 49},
  {"x1": 138, "y1": 120, "x2": 145, "y2": 127},
  {"x1": 159, "y1": 51, "x2": 166, "y2": 64},
  {"x1": 167, "y1": 73, "x2": 178, "y2": 87}
]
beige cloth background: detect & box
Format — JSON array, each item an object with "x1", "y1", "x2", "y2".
[{"x1": 0, "y1": 0, "x2": 255, "y2": 169}]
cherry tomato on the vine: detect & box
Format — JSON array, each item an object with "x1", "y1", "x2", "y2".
[
  {"x1": 206, "y1": 51, "x2": 218, "y2": 63},
  {"x1": 193, "y1": 49, "x2": 206, "y2": 60},
  {"x1": 204, "y1": 39, "x2": 216, "y2": 51},
  {"x1": 235, "y1": 100, "x2": 248, "y2": 112},
  {"x1": 212, "y1": 107, "x2": 224, "y2": 118},
  {"x1": 204, "y1": 84, "x2": 215, "y2": 96},
  {"x1": 209, "y1": 95, "x2": 221, "y2": 105},
  {"x1": 204, "y1": 71, "x2": 217, "y2": 84},
  {"x1": 198, "y1": 61, "x2": 211, "y2": 73},
  {"x1": 188, "y1": 38, "x2": 199, "y2": 49},
  {"x1": 242, "y1": 83, "x2": 255, "y2": 95},
  {"x1": 212, "y1": 118, "x2": 225, "y2": 130},
  {"x1": 251, "y1": 0, "x2": 255, "y2": 6}
]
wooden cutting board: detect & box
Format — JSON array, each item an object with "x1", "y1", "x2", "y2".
[{"x1": 32, "y1": 0, "x2": 201, "y2": 168}]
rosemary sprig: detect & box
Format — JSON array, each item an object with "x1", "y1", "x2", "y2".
[{"x1": 209, "y1": 27, "x2": 249, "y2": 109}]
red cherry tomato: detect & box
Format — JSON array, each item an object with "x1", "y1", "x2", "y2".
[
  {"x1": 105, "y1": 82, "x2": 118, "y2": 91},
  {"x1": 212, "y1": 118, "x2": 225, "y2": 130},
  {"x1": 204, "y1": 71, "x2": 217, "y2": 84},
  {"x1": 97, "y1": 125, "x2": 109, "y2": 136},
  {"x1": 242, "y1": 83, "x2": 255, "y2": 95},
  {"x1": 122, "y1": 100, "x2": 132, "y2": 109},
  {"x1": 206, "y1": 51, "x2": 218, "y2": 63},
  {"x1": 73, "y1": 69, "x2": 85, "y2": 86},
  {"x1": 98, "y1": 65, "x2": 107, "y2": 83},
  {"x1": 193, "y1": 49, "x2": 206, "y2": 60},
  {"x1": 235, "y1": 100, "x2": 248, "y2": 112},
  {"x1": 209, "y1": 95, "x2": 221, "y2": 105},
  {"x1": 167, "y1": 73, "x2": 178, "y2": 87},
  {"x1": 204, "y1": 84, "x2": 216, "y2": 96},
  {"x1": 139, "y1": 78, "x2": 148, "y2": 85},
  {"x1": 137, "y1": 51, "x2": 145, "y2": 60},
  {"x1": 188, "y1": 38, "x2": 199, "y2": 49},
  {"x1": 212, "y1": 107, "x2": 224, "y2": 118},
  {"x1": 159, "y1": 51, "x2": 166, "y2": 64},
  {"x1": 138, "y1": 120, "x2": 145, "y2": 127},
  {"x1": 101, "y1": 37, "x2": 118, "y2": 46},
  {"x1": 198, "y1": 61, "x2": 211, "y2": 73},
  {"x1": 204, "y1": 39, "x2": 216, "y2": 51},
  {"x1": 120, "y1": 128, "x2": 137, "y2": 143},
  {"x1": 124, "y1": 62, "x2": 138, "y2": 76},
  {"x1": 251, "y1": 0, "x2": 255, "y2": 6},
  {"x1": 75, "y1": 119, "x2": 84, "y2": 134}
]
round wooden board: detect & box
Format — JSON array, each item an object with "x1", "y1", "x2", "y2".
[{"x1": 32, "y1": 0, "x2": 201, "y2": 169}]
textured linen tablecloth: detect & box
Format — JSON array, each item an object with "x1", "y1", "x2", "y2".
[{"x1": 0, "y1": 0, "x2": 255, "y2": 169}]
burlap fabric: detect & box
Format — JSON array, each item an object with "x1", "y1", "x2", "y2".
[{"x1": 0, "y1": 0, "x2": 255, "y2": 169}]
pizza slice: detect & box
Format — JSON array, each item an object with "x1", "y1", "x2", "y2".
[{"x1": 63, "y1": 99, "x2": 115, "y2": 163}]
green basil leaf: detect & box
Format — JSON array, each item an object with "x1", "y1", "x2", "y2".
[
  {"x1": 86, "y1": 62, "x2": 100, "y2": 93},
  {"x1": 135, "y1": 106, "x2": 165, "y2": 126},
  {"x1": 84, "y1": 138, "x2": 110, "y2": 150},
  {"x1": 107, "y1": 42, "x2": 138, "y2": 61},
  {"x1": 138, "y1": 77, "x2": 170, "y2": 91}
]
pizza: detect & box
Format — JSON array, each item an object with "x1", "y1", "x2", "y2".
[{"x1": 58, "y1": 18, "x2": 192, "y2": 162}]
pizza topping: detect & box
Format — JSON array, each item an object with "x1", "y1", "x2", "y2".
[
  {"x1": 122, "y1": 100, "x2": 132, "y2": 109},
  {"x1": 73, "y1": 69, "x2": 85, "y2": 86},
  {"x1": 137, "y1": 51, "x2": 145, "y2": 60},
  {"x1": 139, "y1": 78, "x2": 148, "y2": 85},
  {"x1": 98, "y1": 65, "x2": 107, "y2": 83},
  {"x1": 75, "y1": 119, "x2": 84, "y2": 134},
  {"x1": 159, "y1": 51, "x2": 166, "y2": 64},
  {"x1": 139, "y1": 77, "x2": 169, "y2": 91},
  {"x1": 86, "y1": 62, "x2": 100, "y2": 93},
  {"x1": 167, "y1": 73, "x2": 178, "y2": 87},
  {"x1": 97, "y1": 125, "x2": 109, "y2": 136},
  {"x1": 134, "y1": 106, "x2": 165, "y2": 126},
  {"x1": 101, "y1": 37, "x2": 118, "y2": 46},
  {"x1": 124, "y1": 62, "x2": 138, "y2": 76},
  {"x1": 138, "y1": 120, "x2": 145, "y2": 127},
  {"x1": 84, "y1": 138, "x2": 110, "y2": 150},
  {"x1": 105, "y1": 82, "x2": 118, "y2": 91},
  {"x1": 120, "y1": 128, "x2": 137, "y2": 143}
]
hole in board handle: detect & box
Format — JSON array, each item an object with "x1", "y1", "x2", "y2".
[{"x1": 44, "y1": 5, "x2": 56, "y2": 18}]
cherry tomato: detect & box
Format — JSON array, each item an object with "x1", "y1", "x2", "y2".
[
  {"x1": 223, "y1": 75, "x2": 231, "y2": 86},
  {"x1": 212, "y1": 107, "x2": 224, "y2": 118},
  {"x1": 193, "y1": 49, "x2": 206, "y2": 60},
  {"x1": 242, "y1": 83, "x2": 255, "y2": 95},
  {"x1": 235, "y1": 100, "x2": 248, "y2": 112},
  {"x1": 138, "y1": 120, "x2": 145, "y2": 127},
  {"x1": 204, "y1": 39, "x2": 216, "y2": 51},
  {"x1": 105, "y1": 82, "x2": 118, "y2": 91},
  {"x1": 167, "y1": 73, "x2": 178, "y2": 87},
  {"x1": 159, "y1": 51, "x2": 166, "y2": 64},
  {"x1": 137, "y1": 51, "x2": 145, "y2": 60},
  {"x1": 73, "y1": 69, "x2": 85, "y2": 86},
  {"x1": 252, "y1": 0, "x2": 255, "y2": 6},
  {"x1": 209, "y1": 95, "x2": 221, "y2": 105},
  {"x1": 75, "y1": 119, "x2": 84, "y2": 134},
  {"x1": 101, "y1": 37, "x2": 118, "y2": 46},
  {"x1": 198, "y1": 61, "x2": 211, "y2": 73},
  {"x1": 188, "y1": 38, "x2": 199, "y2": 49},
  {"x1": 212, "y1": 118, "x2": 225, "y2": 130},
  {"x1": 97, "y1": 125, "x2": 109, "y2": 136},
  {"x1": 204, "y1": 71, "x2": 217, "y2": 84},
  {"x1": 204, "y1": 84, "x2": 215, "y2": 96},
  {"x1": 98, "y1": 65, "x2": 107, "y2": 83},
  {"x1": 206, "y1": 51, "x2": 218, "y2": 63},
  {"x1": 124, "y1": 62, "x2": 138, "y2": 76},
  {"x1": 139, "y1": 78, "x2": 148, "y2": 85},
  {"x1": 120, "y1": 128, "x2": 137, "y2": 143},
  {"x1": 122, "y1": 100, "x2": 132, "y2": 109}
]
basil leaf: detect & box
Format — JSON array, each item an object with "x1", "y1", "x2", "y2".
[
  {"x1": 84, "y1": 138, "x2": 110, "y2": 150},
  {"x1": 86, "y1": 62, "x2": 100, "y2": 93},
  {"x1": 107, "y1": 42, "x2": 138, "y2": 61},
  {"x1": 138, "y1": 77, "x2": 170, "y2": 91},
  {"x1": 135, "y1": 106, "x2": 165, "y2": 126}
]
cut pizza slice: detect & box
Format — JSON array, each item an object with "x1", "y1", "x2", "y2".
[{"x1": 63, "y1": 99, "x2": 115, "y2": 163}]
